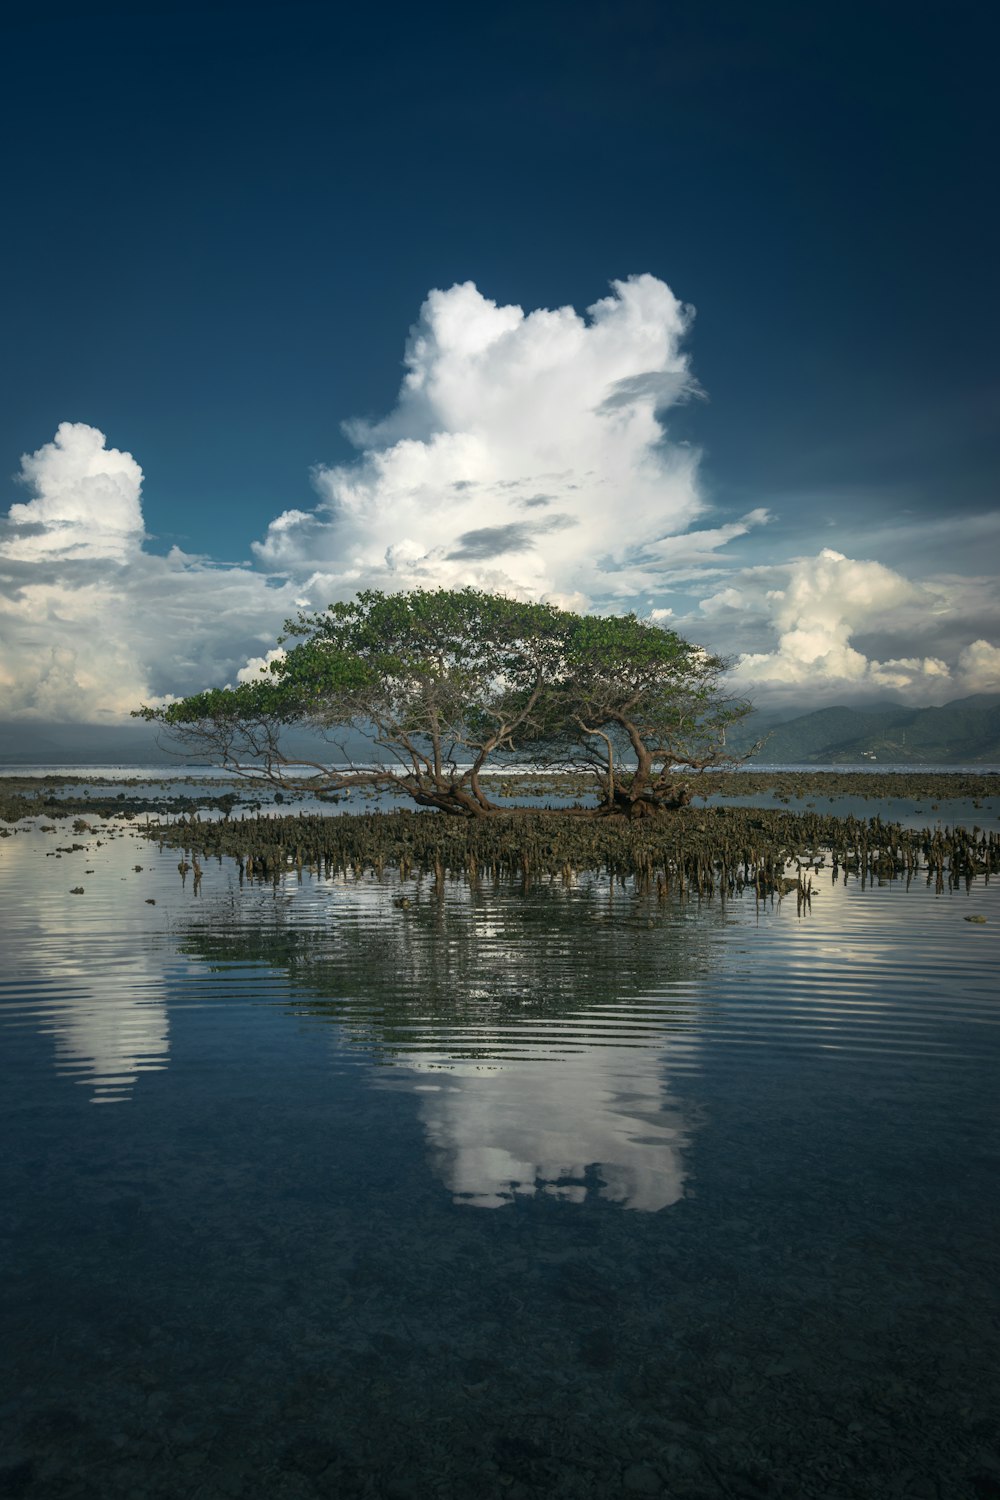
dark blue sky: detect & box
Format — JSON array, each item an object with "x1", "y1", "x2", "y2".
[{"x1": 3, "y1": 0, "x2": 996, "y2": 562}]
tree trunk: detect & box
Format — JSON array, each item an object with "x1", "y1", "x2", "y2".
[{"x1": 592, "y1": 780, "x2": 691, "y2": 818}]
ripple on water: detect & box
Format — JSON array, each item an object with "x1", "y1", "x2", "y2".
[{"x1": 1, "y1": 813, "x2": 998, "y2": 1500}]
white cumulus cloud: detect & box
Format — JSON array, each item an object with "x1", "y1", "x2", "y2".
[
  {"x1": 6, "y1": 421, "x2": 144, "y2": 562},
  {"x1": 693, "y1": 548, "x2": 1000, "y2": 704},
  {"x1": 4, "y1": 279, "x2": 998, "y2": 724},
  {"x1": 253, "y1": 275, "x2": 730, "y2": 606},
  {"x1": 236, "y1": 647, "x2": 287, "y2": 683},
  {"x1": 956, "y1": 639, "x2": 1000, "y2": 693},
  {"x1": 0, "y1": 424, "x2": 301, "y2": 720}
]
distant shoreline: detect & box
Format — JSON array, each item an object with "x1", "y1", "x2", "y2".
[
  {"x1": 2, "y1": 763, "x2": 1000, "y2": 782},
  {"x1": 2, "y1": 769, "x2": 998, "y2": 832}
]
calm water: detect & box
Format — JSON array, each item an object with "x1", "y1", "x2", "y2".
[
  {"x1": 6, "y1": 761, "x2": 999, "y2": 835},
  {"x1": 1, "y1": 790, "x2": 998, "y2": 1500}
]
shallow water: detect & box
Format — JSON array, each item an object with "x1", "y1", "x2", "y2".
[{"x1": 1, "y1": 797, "x2": 998, "y2": 1499}]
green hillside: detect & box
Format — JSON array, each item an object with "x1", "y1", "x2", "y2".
[{"x1": 737, "y1": 694, "x2": 1000, "y2": 764}]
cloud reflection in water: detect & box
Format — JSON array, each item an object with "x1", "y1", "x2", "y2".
[{"x1": 182, "y1": 873, "x2": 718, "y2": 1209}]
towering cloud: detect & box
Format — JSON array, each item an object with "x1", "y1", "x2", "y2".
[
  {"x1": 6, "y1": 422, "x2": 144, "y2": 562},
  {"x1": 254, "y1": 275, "x2": 713, "y2": 606},
  {"x1": 1, "y1": 278, "x2": 997, "y2": 722},
  {"x1": 0, "y1": 424, "x2": 299, "y2": 719}
]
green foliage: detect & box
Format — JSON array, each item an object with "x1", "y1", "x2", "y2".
[
  {"x1": 277, "y1": 587, "x2": 568, "y2": 747},
  {"x1": 135, "y1": 678, "x2": 302, "y2": 727},
  {"x1": 134, "y1": 587, "x2": 753, "y2": 816},
  {"x1": 530, "y1": 611, "x2": 753, "y2": 812}
]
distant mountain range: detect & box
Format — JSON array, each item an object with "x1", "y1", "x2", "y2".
[
  {"x1": 0, "y1": 719, "x2": 374, "y2": 767},
  {"x1": 730, "y1": 693, "x2": 1000, "y2": 764},
  {"x1": 0, "y1": 719, "x2": 178, "y2": 766},
  {"x1": 1, "y1": 693, "x2": 999, "y2": 767}
]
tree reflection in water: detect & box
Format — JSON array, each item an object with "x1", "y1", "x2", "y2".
[{"x1": 180, "y1": 872, "x2": 731, "y2": 1209}]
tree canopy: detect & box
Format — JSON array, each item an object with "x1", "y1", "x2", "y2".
[
  {"x1": 135, "y1": 588, "x2": 754, "y2": 816},
  {"x1": 543, "y1": 611, "x2": 752, "y2": 815}
]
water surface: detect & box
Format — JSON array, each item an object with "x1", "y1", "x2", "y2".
[{"x1": 1, "y1": 791, "x2": 998, "y2": 1499}]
